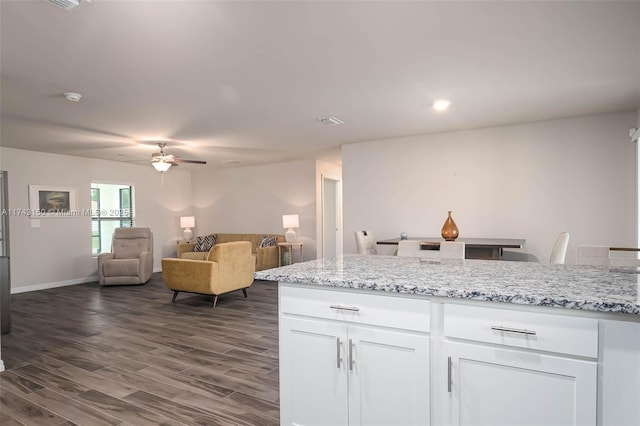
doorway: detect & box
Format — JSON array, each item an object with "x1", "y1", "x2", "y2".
[
  {"x1": 322, "y1": 176, "x2": 342, "y2": 259},
  {"x1": 0, "y1": 171, "x2": 10, "y2": 335}
]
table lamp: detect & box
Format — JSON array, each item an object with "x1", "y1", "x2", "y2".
[
  {"x1": 180, "y1": 216, "x2": 195, "y2": 241},
  {"x1": 282, "y1": 214, "x2": 299, "y2": 242}
]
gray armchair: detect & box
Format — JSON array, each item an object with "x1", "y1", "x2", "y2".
[{"x1": 98, "y1": 227, "x2": 153, "y2": 285}]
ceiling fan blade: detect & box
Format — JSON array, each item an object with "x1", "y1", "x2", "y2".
[{"x1": 175, "y1": 159, "x2": 207, "y2": 165}]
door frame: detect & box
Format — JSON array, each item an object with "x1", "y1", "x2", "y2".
[{"x1": 321, "y1": 175, "x2": 343, "y2": 259}]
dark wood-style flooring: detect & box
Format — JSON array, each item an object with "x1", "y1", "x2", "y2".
[{"x1": 0, "y1": 274, "x2": 280, "y2": 425}]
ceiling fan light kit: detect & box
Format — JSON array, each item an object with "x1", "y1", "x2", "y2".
[
  {"x1": 149, "y1": 142, "x2": 207, "y2": 186},
  {"x1": 152, "y1": 161, "x2": 172, "y2": 172}
]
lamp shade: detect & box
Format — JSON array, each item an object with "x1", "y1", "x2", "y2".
[
  {"x1": 152, "y1": 161, "x2": 172, "y2": 172},
  {"x1": 180, "y1": 216, "x2": 195, "y2": 228},
  {"x1": 282, "y1": 214, "x2": 299, "y2": 229}
]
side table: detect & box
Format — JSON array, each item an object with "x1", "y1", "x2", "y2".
[{"x1": 278, "y1": 242, "x2": 304, "y2": 266}]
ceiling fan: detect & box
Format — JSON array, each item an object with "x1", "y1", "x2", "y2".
[{"x1": 151, "y1": 142, "x2": 207, "y2": 172}]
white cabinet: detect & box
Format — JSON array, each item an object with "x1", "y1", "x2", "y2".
[
  {"x1": 278, "y1": 284, "x2": 617, "y2": 426},
  {"x1": 279, "y1": 284, "x2": 431, "y2": 426},
  {"x1": 443, "y1": 341, "x2": 597, "y2": 426},
  {"x1": 279, "y1": 317, "x2": 349, "y2": 426},
  {"x1": 440, "y1": 304, "x2": 598, "y2": 426}
]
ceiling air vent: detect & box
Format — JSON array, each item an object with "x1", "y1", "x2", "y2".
[
  {"x1": 318, "y1": 116, "x2": 344, "y2": 126},
  {"x1": 46, "y1": 0, "x2": 80, "y2": 11}
]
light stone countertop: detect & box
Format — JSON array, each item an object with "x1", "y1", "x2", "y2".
[{"x1": 254, "y1": 255, "x2": 640, "y2": 315}]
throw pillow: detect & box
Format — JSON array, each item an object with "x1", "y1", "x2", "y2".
[
  {"x1": 194, "y1": 234, "x2": 216, "y2": 252},
  {"x1": 259, "y1": 235, "x2": 278, "y2": 248}
]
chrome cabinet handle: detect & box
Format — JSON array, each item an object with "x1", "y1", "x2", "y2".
[
  {"x1": 447, "y1": 356, "x2": 452, "y2": 393},
  {"x1": 349, "y1": 339, "x2": 354, "y2": 371},
  {"x1": 491, "y1": 325, "x2": 537, "y2": 336},
  {"x1": 330, "y1": 305, "x2": 360, "y2": 312},
  {"x1": 336, "y1": 338, "x2": 342, "y2": 368}
]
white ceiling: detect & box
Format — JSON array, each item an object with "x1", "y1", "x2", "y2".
[{"x1": 2, "y1": 0, "x2": 639, "y2": 170}]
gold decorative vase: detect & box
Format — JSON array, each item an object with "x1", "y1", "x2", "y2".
[{"x1": 441, "y1": 211, "x2": 459, "y2": 241}]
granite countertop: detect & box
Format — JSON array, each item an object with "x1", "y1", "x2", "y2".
[{"x1": 254, "y1": 255, "x2": 640, "y2": 315}]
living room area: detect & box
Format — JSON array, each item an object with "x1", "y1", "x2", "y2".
[
  {"x1": 2, "y1": 1, "x2": 640, "y2": 425},
  {"x1": 0, "y1": 147, "x2": 324, "y2": 424}
]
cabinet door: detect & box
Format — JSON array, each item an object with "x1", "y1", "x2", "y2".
[
  {"x1": 348, "y1": 325, "x2": 430, "y2": 426},
  {"x1": 279, "y1": 317, "x2": 349, "y2": 426},
  {"x1": 443, "y1": 341, "x2": 597, "y2": 426}
]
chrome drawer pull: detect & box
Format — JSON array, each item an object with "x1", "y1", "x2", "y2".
[
  {"x1": 491, "y1": 325, "x2": 537, "y2": 336},
  {"x1": 330, "y1": 305, "x2": 360, "y2": 312},
  {"x1": 336, "y1": 337, "x2": 342, "y2": 369}
]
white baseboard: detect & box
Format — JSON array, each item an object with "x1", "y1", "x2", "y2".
[
  {"x1": 11, "y1": 269, "x2": 163, "y2": 294},
  {"x1": 11, "y1": 276, "x2": 98, "y2": 294}
]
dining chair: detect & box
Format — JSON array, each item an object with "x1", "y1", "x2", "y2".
[
  {"x1": 355, "y1": 230, "x2": 377, "y2": 255},
  {"x1": 578, "y1": 245, "x2": 640, "y2": 267},
  {"x1": 549, "y1": 232, "x2": 570, "y2": 264},
  {"x1": 609, "y1": 255, "x2": 640, "y2": 268},
  {"x1": 397, "y1": 240, "x2": 421, "y2": 257},
  {"x1": 577, "y1": 245, "x2": 610, "y2": 266},
  {"x1": 440, "y1": 241, "x2": 466, "y2": 259},
  {"x1": 397, "y1": 241, "x2": 465, "y2": 260}
]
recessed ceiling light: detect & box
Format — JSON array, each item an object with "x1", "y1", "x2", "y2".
[
  {"x1": 64, "y1": 92, "x2": 82, "y2": 102},
  {"x1": 432, "y1": 99, "x2": 451, "y2": 111}
]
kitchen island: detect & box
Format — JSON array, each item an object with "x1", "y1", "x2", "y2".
[{"x1": 255, "y1": 255, "x2": 640, "y2": 426}]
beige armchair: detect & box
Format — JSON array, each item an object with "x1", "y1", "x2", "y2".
[
  {"x1": 161, "y1": 241, "x2": 256, "y2": 307},
  {"x1": 98, "y1": 227, "x2": 153, "y2": 286}
]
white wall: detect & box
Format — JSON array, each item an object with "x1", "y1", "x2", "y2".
[
  {"x1": 637, "y1": 108, "x2": 640, "y2": 246},
  {"x1": 192, "y1": 160, "x2": 319, "y2": 259},
  {"x1": 0, "y1": 147, "x2": 192, "y2": 292},
  {"x1": 343, "y1": 112, "x2": 638, "y2": 264}
]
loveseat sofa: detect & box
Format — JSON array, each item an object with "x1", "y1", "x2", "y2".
[{"x1": 176, "y1": 233, "x2": 284, "y2": 271}]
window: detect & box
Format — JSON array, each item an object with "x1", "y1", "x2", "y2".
[{"x1": 91, "y1": 183, "x2": 135, "y2": 255}]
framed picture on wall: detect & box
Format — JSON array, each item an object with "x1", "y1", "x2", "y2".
[{"x1": 28, "y1": 185, "x2": 78, "y2": 218}]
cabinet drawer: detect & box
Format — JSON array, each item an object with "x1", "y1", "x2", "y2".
[
  {"x1": 279, "y1": 283, "x2": 430, "y2": 333},
  {"x1": 444, "y1": 304, "x2": 598, "y2": 358}
]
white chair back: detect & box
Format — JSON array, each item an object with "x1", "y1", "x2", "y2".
[
  {"x1": 549, "y1": 232, "x2": 570, "y2": 264},
  {"x1": 577, "y1": 245, "x2": 610, "y2": 266},
  {"x1": 397, "y1": 240, "x2": 465, "y2": 259},
  {"x1": 397, "y1": 240, "x2": 421, "y2": 257},
  {"x1": 440, "y1": 241, "x2": 466, "y2": 259},
  {"x1": 609, "y1": 256, "x2": 640, "y2": 268},
  {"x1": 578, "y1": 245, "x2": 640, "y2": 267},
  {"x1": 355, "y1": 230, "x2": 377, "y2": 255}
]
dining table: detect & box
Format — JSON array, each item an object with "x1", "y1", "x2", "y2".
[{"x1": 376, "y1": 237, "x2": 526, "y2": 260}]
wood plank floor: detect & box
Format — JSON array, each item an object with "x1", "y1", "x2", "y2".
[{"x1": 0, "y1": 274, "x2": 280, "y2": 426}]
